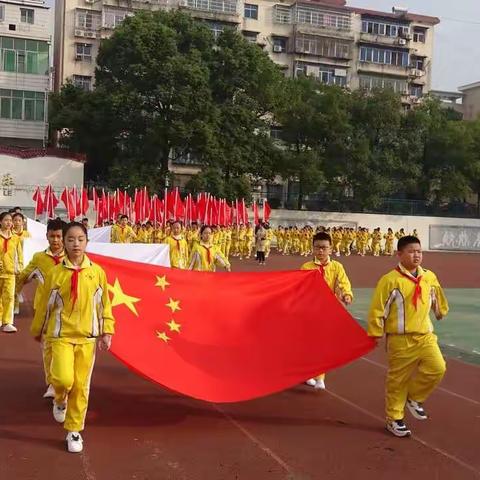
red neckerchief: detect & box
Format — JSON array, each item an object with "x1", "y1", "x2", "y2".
[
  {"x1": 314, "y1": 258, "x2": 330, "y2": 278},
  {"x1": 202, "y1": 245, "x2": 212, "y2": 264},
  {"x1": 70, "y1": 267, "x2": 84, "y2": 309},
  {"x1": 396, "y1": 266, "x2": 423, "y2": 309},
  {"x1": 2, "y1": 237, "x2": 10, "y2": 253}
]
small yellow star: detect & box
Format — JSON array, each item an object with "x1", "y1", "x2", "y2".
[
  {"x1": 166, "y1": 319, "x2": 181, "y2": 333},
  {"x1": 166, "y1": 298, "x2": 181, "y2": 313},
  {"x1": 108, "y1": 278, "x2": 140, "y2": 316},
  {"x1": 155, "y1": 275, "x2": 170, "y2": 291},
  {"x1": 156, "y1": 331, "x2": 170, "y2": 343}
]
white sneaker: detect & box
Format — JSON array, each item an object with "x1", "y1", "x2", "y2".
[
  {"x1": 13, "y1": 306, "x2": 20, "y2": 315},
  {"x1": 305, "y1": 378, "x2": 317, "y2": 387},
  {"x1": 53, "y1": 402, "x2": 67, "y2": 423},
  {"x1": 406, "y1": 399, "x2": 428, "y2": 420},
  {"x1": 386, "y1": 419, "x2": 411, "y2": 438},
  {"x1": 43, "y1": 384, "x2": 55, "y2": 399},
  {"x1": 66, "y1": 432, "x2": 83, "y2": 453},
  {"x1": 2, "y1": 324, "x2": 17, "y2": 333},
  {"x1": 314, "y1": 379, "x2": 326, "y2": 390}
]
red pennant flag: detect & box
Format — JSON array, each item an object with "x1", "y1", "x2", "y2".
[
  {"x1": 32, "y1": 186, "x2": 44, "y2": 217},
  {"x1": 81, "y1": 186, "x2": 89, "y2": 216},
  {"x1": 263, "y1": 199, "x2": 271, "y2": 223},
  {"x1": 44, "y1": 185, "x2": 59, "y2": 219},
  {"x1": 253, "y1": 201, "x2": 259, "y2": 225},
  {"x1": 92, "y1": 254, "x2": 374, "y2": 402},
  {"x1": 61, "y1": 187, "x2": 76, "y2": 221}
]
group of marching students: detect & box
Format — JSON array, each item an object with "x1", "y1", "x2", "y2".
[{"x1": 0, "y1": 209, "x2": 449, "y2": 452}]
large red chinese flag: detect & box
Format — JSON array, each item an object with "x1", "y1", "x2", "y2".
[{"x1": 90, "y1": 254, "x2": 374, "y2": 403}]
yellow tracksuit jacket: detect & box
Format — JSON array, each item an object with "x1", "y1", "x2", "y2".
[
  {"x1": 367, "y1": 264, "x2": 449, "y2": 337},
  {"x1": 17, "y1": 249, "x2": 65, "y2": 311},
  {"x1": 32, "y1": 255, "x2": 115, "y2": 341},
  {"x1": 0, "y1": 233, "x2": 21, "y2": 325},
  {"x1": 164, "y1": 235, "x2": 189, "y2": 269},
  {"x1": 111, "y1": 225, "x2": 136, "y2": 243},
  {"x1": 188, "y1": 242, "x2": 230, "y2": 272},
  {"x1": 368, "y1": 264, "x2": 449, "y2": 421},
  {"x1": 32, "y1": 255, "x2": 114, "y2": 432},
  {"x1": 301, "y1": 258, "x2": 353, "y2": 299}
]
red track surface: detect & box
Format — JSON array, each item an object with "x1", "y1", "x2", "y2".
[{"x1": 1, "y1": 253, "x2": 479, "y2": 480}]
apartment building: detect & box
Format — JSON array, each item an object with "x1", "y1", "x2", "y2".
[
  {"x1": 53, "y1": 0, "x2": 439, "y2": 103},
  {"x1": 0, "y1": 0, "x2": 51, "y2": 147}
]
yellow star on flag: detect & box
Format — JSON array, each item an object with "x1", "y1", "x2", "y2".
[
  {"x1": 108, "y1": 278, "x2": 140, "y2": 316},
  {"x1": 156, "y1": 331, "x2": 170, "y2": 343},
  {"x1": 155, "y1": 275, "x2": 170, "y2": 291},
  {"x1": 166, "y1": 298, "x2": 181, "y2": 313},
  {"x1": 166, "y1": 319, "x2": 181, "y2": 333}
]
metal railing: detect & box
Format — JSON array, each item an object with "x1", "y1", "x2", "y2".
[{"x1": 183, "y1": 0, "x2": 237, "y2": 14}]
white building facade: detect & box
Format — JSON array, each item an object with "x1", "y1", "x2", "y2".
[{"x1": 0, "y1": 0, "x2": 50, "y2": 146}]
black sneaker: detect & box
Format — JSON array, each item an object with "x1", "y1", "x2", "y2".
[
  {"x1": 386, "y1": 419, "x2": 411, "y2": 438},
  {"x1": 406, "y1": 399, "x2": 428, "y2": 420}
]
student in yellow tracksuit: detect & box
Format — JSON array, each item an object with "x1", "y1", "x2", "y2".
[
  {"x1": 0, "y1": 212, "x2": 22, "y2": 333},
  {"x1": 16, "y1": 218, "x2": 66, "y2": 398},
  {"x1": 384, "y1": 228, "x2": 395, "y2": 256},
  {"x1": 188, "y1": 225, "x2": 231, "y2": 272},
  {"x1": 371, "y1": 228, "x2": 383, "y2": 256},
  {"x1": 164, "y1": 221, "x2": 189, "y2": 269},
  {"x1": 32, "y1": 221, "x2": 114, "y2": 453},
  {"x1": 301, "y1": 231, "x2": 353, "y2": 390},
  {"x1": 12, "y1": 212, "x2": 31, "y2": 315},
  {"x1": 367, "y1": 235, "x2": 448, "y2": 438},
  {"x1": 111, "y1": 215, "x2": 136, "y2": 243}
]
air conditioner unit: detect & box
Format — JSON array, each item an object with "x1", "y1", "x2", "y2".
[
  {"x1": 398, "y1": 38, "x2": 407, "y2": 46},
  {"x1": 75, "y1": 29, "x2": 85, "y2": 37},
  {"x1": 411, "y1": 68, "x2": 424, "y2": 77},
  {"x1": 85, "y1": 31, "x2": 96, "y2": 38},
  {"x1": 84, "y1": 0, "x2": 94, "y2": 3},
  {"x1": 334, "y1": 68, "x2": 347, "y2": 77},
  {"x1": 405, "y1": 34, "x2": 412, "y2": 40},
  {"x1": 273, "y1": 44, "x2": 283, "y2": 53}
]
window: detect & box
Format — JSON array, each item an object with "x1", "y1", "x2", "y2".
[
  {"x1": 104, "y1": 9, "x2": 130, "y2": 29},
  {"x1": 274, "y1": 5, "x2": 291, "y2": 23},
  {"x1": 413, "y1": 27, "x2": 426, "y2": 43},
  {"x1": 0, "y1": 89, "x2": 45, "y2": 120},
  {"x1": 73, "y1": 75, "x2": 92, "y2": 91},
  {"x1": 75, "y1": 43, "x2": 92, "y2": 61},
  {"x1": 20, "y1": 8, "x2": 34, "y2": 24},
  {"x1": 244, "y1": 4, "x2": 258, "y2": 20},
  {"x1": 272, "y1": 37, "x2": 287, "y2": 53},
  {"x1": 243, "y1": 31, "x2": 257, "y2": 44},
  {"x1": 412, "y1": 57, "x2": 424, "y2": 70},
  {"x1": 361, "y1": 19, "x2": 409, "y2": 38},
  {"x1": 75, "y1": 9, "x2": 101, "y2": 31},
  {"x1": 359, "y1": 46, "x2": 409, "y2": 67},
  {"x1": 410, "y1": 85, "x2": 423, "y2": 98},
  {"x1": 359, "y1": 75, "x2": 407, "y2": 94},
  {"x1": 0, "y1": 5, "x2": 5, "y2": 22},
  {"x1": 0, "y1": 36, "x2": 49, "y2": 75},
  {"x1": 207, "y1": 21, "x2": 225, "y2": 40}
]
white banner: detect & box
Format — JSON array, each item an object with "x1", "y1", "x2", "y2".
[
  {"x1": 23, "y1": 238, "x2": 171, "y2": 268},
  {"x1": 88, "y1": 226, "x2": 112, "y2": 243}
]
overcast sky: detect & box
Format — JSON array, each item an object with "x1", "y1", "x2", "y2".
[{"x1": 351, "y1": 0, "x2": 480, "y2": 91}]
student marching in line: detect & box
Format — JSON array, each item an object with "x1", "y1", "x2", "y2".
[
  {"x1": 16, "y1": 219, "x2": 66, "y2": 398},
  {"x1": 0, "y1": 212, "x2": 22, "y2": 333},
  {"x1": 12, "y1": 212, "x2": 30, "y2": 315},
  {"x1": 164, "y1": 221, "x2": 189, "y2": 269},
  {"x1": 188, "y1": 225, "x2": 231, "y2": 272},
  {"x1": 384, "y1": 228, "x2": 395, "y2": 256},
  {"x1": 367, "y1": 235, "x2": 448, "y2": 438},
  {"x1": 111, "y1": 215, "x2": 136, "y2": 243},
  {"x1": 32, "y1": 222, "x2": 115, "y2": 453},
  {"x1": 301, "y1": 232, "x2": 353, "y2": 390}
]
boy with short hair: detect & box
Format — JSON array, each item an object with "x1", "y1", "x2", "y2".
[
  {"x1": 368, "y1": 236, "x2": 448, "y2": 438},
  {"x1": 301, "y1": 232, "x2": 353, "y2": 390}
]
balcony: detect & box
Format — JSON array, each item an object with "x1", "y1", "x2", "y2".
[
  {"x1": 179, "y1": 0, "x2": 240, "y2": 24},
  {"x1": 358, "y1": 62, "x2": 409, "y2": 77},
  {"x1": 292, "y1": 33, "x2": 352, "y2": 60},
  {"x1": 359, "y1": 32, "x2": 411, "y2": 48}
]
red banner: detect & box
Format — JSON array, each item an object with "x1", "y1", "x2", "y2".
[{"x1": 91, "y1": 254, "x2": 375, "y2": 403}]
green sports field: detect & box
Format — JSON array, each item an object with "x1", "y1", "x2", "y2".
[{"x1": 350, "y1": 289, "x2": 480, "y2": 365}]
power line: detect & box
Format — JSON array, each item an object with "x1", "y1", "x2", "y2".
[{"x1": 441, "y1": 16, "x2": 480, "y2": 26}]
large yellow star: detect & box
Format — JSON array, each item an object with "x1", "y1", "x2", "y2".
[
  {"x1": 166, "y1": 319, "x2": 181, "y2": 333},
  {"x1": 156, "y1": 331, "x2": 170, "y2": 343},
  {"x1": 155, "y1": 275, "x2": 170, "y2": 291},
  {"x1": 108, "y1": 278, "x2": 140, "y2": 316},
  {"x1": 166, "y1": 298, "x2": 181, "y2": 313}
]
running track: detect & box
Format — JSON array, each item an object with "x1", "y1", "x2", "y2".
[{"x1": 1, "y1": 252, "x2": 479, "y2": 480}]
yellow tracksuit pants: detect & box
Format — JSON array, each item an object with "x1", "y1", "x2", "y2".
[
  {"x1": 386, "y1": 332, "x2": 446, "y2": 421},
  {"x1": 50, "y1": 340, "x2": 96, "y2": 432},
  {"x1": 43, "y1": 340, "x2": 52, "y2": 386},
  {"x1": 0, "y1": 276, "x2": 15, "y2": 326}
]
